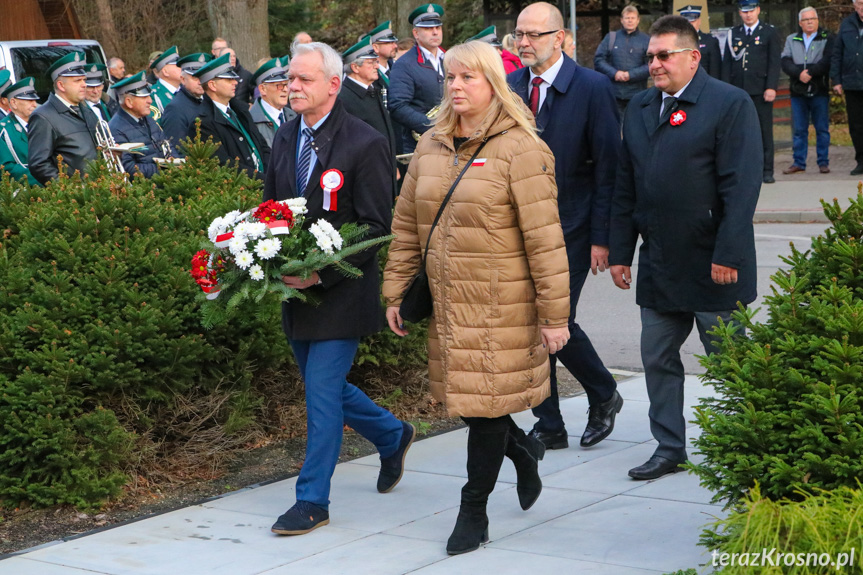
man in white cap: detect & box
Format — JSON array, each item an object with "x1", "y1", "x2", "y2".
[
  {"x1": 191, "y1": 52, "x2": 269, "y2": 178},
  {"x1": 28, "y1": 52, "x2": 100, "y2": 185}
]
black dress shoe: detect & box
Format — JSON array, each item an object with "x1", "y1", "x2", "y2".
[
  {"x1": 580, "y1": 390, "x2": 624, "y2": 447},
  {"x1": 377, "y1": 421, "x2": 416, "y2": 493},
  {"x1": 762, "y1": 176, "x2": 775, "y2": 184},
  {"x1": 628, "y1": 455, "x2": 685, "y2": 480},
  {"x1": 271, "y1": 501, "x2": 330, "y2": 535},
  {"x1": 851, "y1": 164, "x2": 863, "y2": 176},
  {"x1": 528, "y1": 427, "x2": 568, "y2": 450}
]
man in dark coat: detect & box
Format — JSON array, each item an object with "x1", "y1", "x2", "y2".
[
  {"x1": 28, "y1": 52, "x2": 100, "y2": 185},
  {"x1": 387, "y1": 3, "x2": 445, "y2": 153},
  {"x1": 160, "y1": 53, "x2": 211, "y2": 151},
  {"x1": 594, "y1": 4, "x2": 650, "y2": 115},
  {"x1": 678, "y1": 5, "x2": 721, "y2": 79},
  {"x1": 190, "y1": 53, "x2": 269, "y2": 179},
  {"x1": 249, "y1": 58, "x2": 296, "y2": 149},
  {"x1": 508, "y1": 2, "x2": 622, "y2": 451},
  {"x1": 721, "y1": 0, "x2": 781, "y2": 183},
  {"x1": 338, "y1": 37, "x2": 397, "y2": 198},
  {"x1": 831, "y1": 0, "x2": 863, "y2": 175},
  {"x1": 610, "y1": 16, "x2": 761, "y2": 481},
  {"x1": 265, "y1": 42, "x2": 414, "y2": 536},
  {"x1": 108, "y1": 72, "x2": 176, "y2": 178},
  {"x1": 218, "y1": 48, "x2": 255, "y2": 106}
]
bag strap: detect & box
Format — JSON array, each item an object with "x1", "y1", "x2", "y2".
[{"x1": 421, "y1": 138, "x2": 489, "y2": 262}]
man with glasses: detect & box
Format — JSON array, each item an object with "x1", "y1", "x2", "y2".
[
  {"x1": 781, "y1": 7, "x2": 833, "y2": 175},
  {"x1": 388, "y1": 3, "x2": 445, "y2": 154},
  {"x1": 508, "y1": 1, "x2": 623, "y2": 454},
  {"x1": 610, "y1": 15, "x2": 761, "y2": 481},
  {"x1": 190, "y1": 52, "x2": 269, "y2": 178},
  {"x1": 250, "y1": 58, "x2": 295, "y2": 148},
  {"x1": 831, "y1": 0, "x2": 863, "y2": 175},
  {"x1": 594, "y1": 4, "x2": 650, "y2": 115},
  {"x1": 722, "y1": 0, "x2": 781, "y2": 184},
  {"x1": 339, "y1": 38, "x2": 397, "y2": 198}
]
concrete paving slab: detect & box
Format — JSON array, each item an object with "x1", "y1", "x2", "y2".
[
  {"x1": 0, "y1": 557, "x2": 112, "y2": 575},
  {"x1": 490, "y1": 494, "x2": 723, "y2": 574},
  {"x1": 409, "y1": 547, "x2": 664, "y2": 574}
]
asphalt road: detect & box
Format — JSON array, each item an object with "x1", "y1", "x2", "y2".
[{"x1": 575, "y1": 222, "x2": 828, "y2": 374}]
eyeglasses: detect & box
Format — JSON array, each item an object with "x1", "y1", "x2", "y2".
[
  {"x1": 799, "y1": 17, "x2": 818, "y2": 22},
  {"x1": 645, "y1": 48, "x2": 694, "y2": 63},
  {"x1": 270, "y1": 82, "x2": 289, "y2": 90},
  {"x1": 511, "y1": 30, "x2": 560, "y2": 42}
]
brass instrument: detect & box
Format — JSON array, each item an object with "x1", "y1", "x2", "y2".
[
  {"x1": 95, "y1": 119, "x2": 127, "y2": 174},
  {"x1": 412, "y1": 104, "x2": 441, "y2": 142},
  {"x1": 150, "y1": 105, "x2": 162, "y2": 121}
]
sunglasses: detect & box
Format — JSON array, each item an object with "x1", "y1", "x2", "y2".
[{"x1": 645, "y1": 48, "x2": 694, "y2": 64}]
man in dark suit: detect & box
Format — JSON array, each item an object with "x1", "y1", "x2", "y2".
[
  {"x1": 249, "y1": 58, "x2": 296, "y2": 149},
  {"x1": 28, "y1": 52, "x2": 100, "y2": 185},
  {"x1": 265, "y1": 42, "x2": 414, "y2": 536},
  {"x1": 508, "y1": 2, "x2": 623, "y2": 451},
  {"x1": 610, "y1": 15, "x2": 761, "y2": 480},
  {"x1": 190, "y1": 53, "x2": 269, "y2": 179},
  {"x1": 722, "y1": 0, "x2": 781, "y2": 183},
  {"x1": 218, "y1": 47, "x2": 255, "y2": 106},
  {"x1": 678, "y1": 5, "x2": 721, "y2": 79},
  {"x1": 108, "y1": 72, "x2": 176, "y2": 178},
  {"x1": 339, "y1": 37, "x2": 397, "y2": 197},
  {"x1": 388, "y1": 3, "x2": 445, "y2": 154},
  {"x1": 160, "y1": 53, "x2": 211, "y2": 151}
]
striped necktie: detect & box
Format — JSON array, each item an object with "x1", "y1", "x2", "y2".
[{"x1": 296, "y1": 127, "x2": 314, "y2": 196}]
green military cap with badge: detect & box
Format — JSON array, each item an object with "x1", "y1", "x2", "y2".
[
  {"x1": 152, "y1": 46, "x2": 180, "y2": 72},
  {"x1": 409, "y1": 3, "x2": 444, "y2": 27},
  {"x1": 252, "y1": 58, "x2": 288, "y2": 86},
  {"x1": 1, "y1": 77, "x2": 39, "y2": 101},
  {"x1": 177, "y1": 53, "x2": 212, "y2": 75},
  {"x1": 0, "y1": 70, "x2": 12, "y2": 95},
  {"x1": 84, "y1": 63, "x2": 107, "y2": 87},
  {"x1": 193, "y1": 53, "x2": 240, "y2": 85},
  {"x1": 113, "y1": 71, "x2": 152, "y2": 98},
  {"x1": 467, "y1": 25, "x2": 502, "y2": 47},
  {"x1": 46, "y1": 52, "x2": 88, "y2": 83},
  {"x1": 343, "y1": 37, "x2": 378, "y2": 69},
  {"x1": 366, "y1": 21, "x2": 398, "y2": 44}
]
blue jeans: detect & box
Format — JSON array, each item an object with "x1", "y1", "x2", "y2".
[
  {"x1": 791, "y1": 95, "x2": 830, "y2": 168},
  {"x1": 290, "y1": 338, "x2": 403, "y2": 509}
]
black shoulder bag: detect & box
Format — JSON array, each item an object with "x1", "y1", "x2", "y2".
[{"x1": 399, "y1": 139, "x2": 488, "y2": 323}]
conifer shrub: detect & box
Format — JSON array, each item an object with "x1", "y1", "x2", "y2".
[{"x1": 690, "y1": 189, "x2": 863, "y2": 506}]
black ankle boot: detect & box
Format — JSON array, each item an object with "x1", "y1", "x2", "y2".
[
  {"x1": 446, "y1": 503, "x2": 489, "y2": 555},
  {"x1": 505, "y1": 423, "x2": 545, "y2": 510},
  {"x1": 446, "y1": 418, "x2": 508, "y2": 555}
]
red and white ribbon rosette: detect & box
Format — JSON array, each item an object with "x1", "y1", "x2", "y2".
[
  {"x1": 670, "y1": 110, "x2": 687, "y2": 126},
  {"x1": 321, "y1": 169, "x2": 344, "y2": 212}
]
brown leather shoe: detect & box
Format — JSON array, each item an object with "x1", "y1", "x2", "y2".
[
  {"x1": 819, "y1": 165, "x2": 830, "y2": 174},
  {"x1": 782, "y1": 165, "x2": 805, "y2": 174}
]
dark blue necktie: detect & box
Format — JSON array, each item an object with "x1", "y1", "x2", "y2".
[{"x1": 296, "y1": 127, "x2": 314, "y2": 195}]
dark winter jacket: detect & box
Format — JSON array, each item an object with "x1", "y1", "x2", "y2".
[
  {"x1": 831, "y1": 12, "x2": 863, "y2": 91},
  {"x1": 782, "y1": 28, "x2": 834, "y2": 97}
]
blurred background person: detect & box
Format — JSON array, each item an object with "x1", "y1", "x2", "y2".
[
  {"x1": 160, "y1": 53, "x2": 211, "y2": 151},
  {"x1": 594, "y1": 4, "x2": 649, "y2": 115}
]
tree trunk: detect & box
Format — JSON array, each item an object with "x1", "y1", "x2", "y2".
[
  {"x1": 93, "y1": 0, "x2": 121, "y2": 57},
  {"x1": 206, "y1": 0, "x2": 269, "y2": 69},
  {"x1": 372, "y1": 0, "x2": 414, "y2": 45}
]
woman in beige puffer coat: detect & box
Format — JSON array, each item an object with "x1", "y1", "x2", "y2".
[{"x1": 382, "y1": 41, "x2": 570, "y2": 556}]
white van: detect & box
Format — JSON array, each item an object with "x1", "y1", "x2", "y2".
[{"x1": 0, "y1": 39, "x2": 107, "y2": 101}]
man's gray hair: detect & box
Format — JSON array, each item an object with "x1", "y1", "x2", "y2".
[
  {"x1": 798, "y1": 6, "x2": 817, "y2": 20},
  {"x1": 292, "y1": 42, "x2": 343, "y2": 91}
]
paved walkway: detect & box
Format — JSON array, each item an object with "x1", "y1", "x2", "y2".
[{"x1": 1, "y1": 374, "x2": 723, "y2": 575}]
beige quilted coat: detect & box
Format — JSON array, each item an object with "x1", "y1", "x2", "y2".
[{"x1": 382, "y1": 108, "x2": 570, "y2": 418}]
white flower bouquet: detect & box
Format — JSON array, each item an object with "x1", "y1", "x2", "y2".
[{"x1": 191, "y1": 197, "x2": 392, "y2": 327}]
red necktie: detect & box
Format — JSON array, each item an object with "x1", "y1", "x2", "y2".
[{"x1": 529, "y1": 77, "x2": 543, "y2": 116}]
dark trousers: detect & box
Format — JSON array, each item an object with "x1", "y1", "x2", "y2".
[
  {"x1": 639, "y1": 307, "x2": 735, "y2": 462},
  {"x1": 290, "y1": 338, "x2": 403, "y2": 509},
  {"x1": 791, "y1": 95, "x2": 830, "y2": 168},
  {"x1": 531, "y1": 268, "x2": 616, "y2": 433},
  {"x1": 844, "y1": 90, "x2": 863, "y2": 166},
  {"x1": 751, "y1": 95, "x2": 774, "y2": 178}
]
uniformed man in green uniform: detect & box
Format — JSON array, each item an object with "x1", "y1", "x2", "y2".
[
  {"x1": 0, "y1": 70, "x2": 13, "y2": 120},
  {"x1": 150, "y1": 46, "x2": 182, "y2": 116},
  {"x1": 0, "y1": 77, "x2": 41, "y2": 186},
  {"x1": 83, "y1": 63, "x2": 112, "y2": 122}
]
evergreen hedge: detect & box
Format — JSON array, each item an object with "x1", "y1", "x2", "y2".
[{"x1": 689, "y1": 188, "x2": 863, "y2": 506}]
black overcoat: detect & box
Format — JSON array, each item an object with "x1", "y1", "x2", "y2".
[
  {"x1": 192, "y1": 95, "x2": 270, "y2": 179},
  {"x1": 160, "y1": 85, "x2": 203, "y2": 151},
  {"x1": 609, "y1": 68, "x2": 761, "y2": 312},
  {"x1": 28, "y1": 93, "x2": 100, "y2": 185},
  {"x1": 262, "y1": 100, "x2": 393, "y2": 341}
]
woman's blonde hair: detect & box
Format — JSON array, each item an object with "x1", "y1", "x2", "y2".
[{"x1": 435, "y1": 41, "x2": 539, "y2": 142}]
